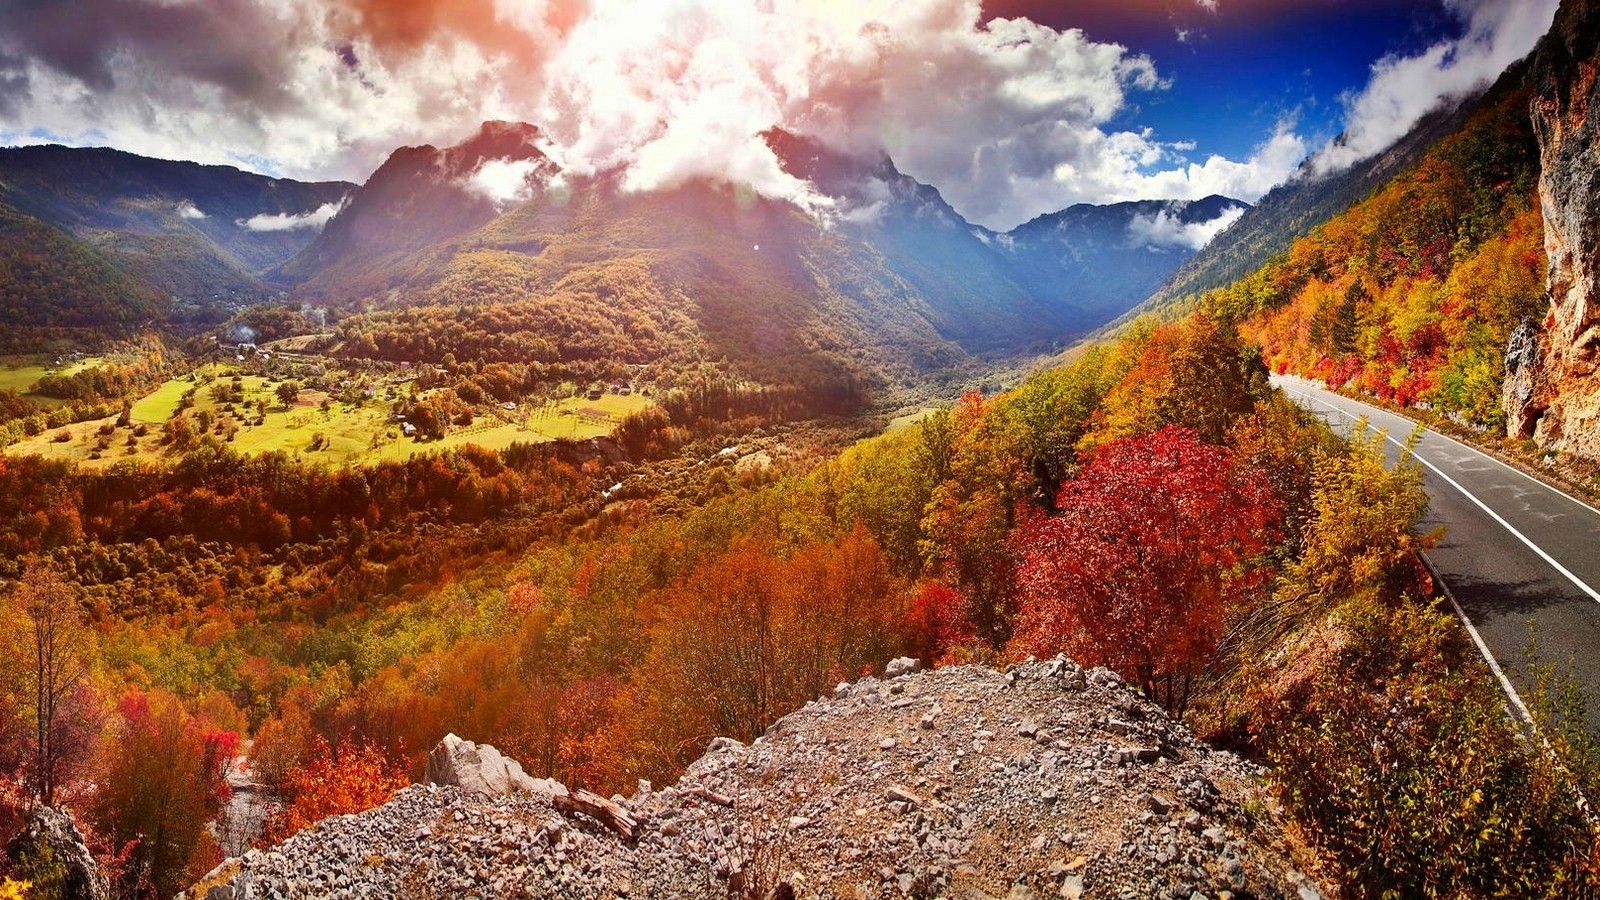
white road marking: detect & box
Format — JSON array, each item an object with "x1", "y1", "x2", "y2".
[
  {"x1": 1420, "y1": 554, "x2": 1534, "y2": 723},
  {"x1": 1280, "y1": 375, "x2": 1600, "y2": 520},
  {"x1": 1280, "y1": 383, "x2": 1600, "y2": 606}
]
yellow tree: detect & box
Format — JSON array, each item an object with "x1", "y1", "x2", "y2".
[{"x1": 10, "y1": 561, "x2": 95, "y2": 805}]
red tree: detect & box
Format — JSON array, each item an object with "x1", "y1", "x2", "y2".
[{"x1": 1011, "y1": 426, "x2": 1282, "y2": 712}]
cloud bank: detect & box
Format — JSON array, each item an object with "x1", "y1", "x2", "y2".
[
  {"x1": 1310, "y1": 0, "x2": 1557, "y2": 175},
  {"x1": 1128, "y1": 204, "x2": 1246, "y2": 251},
  {"x1": 0, "y1": 0, "x2": 1547, "y2": 230},
  {"x1": 463, "y1": 157, "x2": 548, "y2": 207},
  {"x1": 240, "y1": 201, "x2": 344, "y2": 232}
]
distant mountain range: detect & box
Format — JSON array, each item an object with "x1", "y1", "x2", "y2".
[
  {"x1": 0, "y1": 122, "x2": 1246, "y2": 383},
  {"x1": 0, "y1": 145, "x2": 351, "y2": 340}
]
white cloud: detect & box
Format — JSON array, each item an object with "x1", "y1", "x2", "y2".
[
  {"x1": 239, "y1": 200, "x2": 343, "y2": 232},
  {"x1": 0, "y1": 0, "x2": 1314, "y2": 230},
  {"x1": 1127, "y1": 203, "x2": 1245, "y2": 251},
  {"x1": 464, "y1": 157, "x2": 546, "y2": 207},
  {"x1": 176, "y1": 202, "x2": 207, "y2": 219},
  {"x1": 1311, "y1": 0, "x2": 1557, "y2": 175}
]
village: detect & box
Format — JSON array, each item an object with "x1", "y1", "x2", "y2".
[{"x1": 0, "y1": 337, "x2": 656, "y2": 469}]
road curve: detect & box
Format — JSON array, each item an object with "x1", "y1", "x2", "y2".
[{"x1": 1272, "y1": 374, "x2": 1600, "y2": 731}]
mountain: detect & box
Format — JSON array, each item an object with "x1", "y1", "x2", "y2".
[
  {"x1": 1000, "y1": 194, "x2": 1248, "y2": 320},
  {"x1": 289, "y1": 123, "x2": 1245, "y2": 404},
  {"x1": 0, "y1": 144, "x2": 353, "y2": 331},
  {"x1": 274, "y1": 121, "x2": 553, "y2": 284},
  {"x1": 1127, "y1": 60, "x2": 1532, "y2": 323}
]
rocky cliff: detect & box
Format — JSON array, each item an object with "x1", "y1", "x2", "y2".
[
  {"x1": 1506, "y1": 0, "x2": 1600, "y2": 452},
  {"x1": 188, "y1": 658, "x2": 1324, "y2": 899}
]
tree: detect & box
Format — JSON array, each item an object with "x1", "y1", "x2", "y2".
[
  {"x1": 92, "y1": 689, "x2": 234, "y2": 899},
  {"x1": 10, "y1": 562, "x2": 95, "y2": 805},
  {"x1": 258, "y1": 736, "x2": 407, "y2": 846},
  {"x1": 274, "y1": 381, "x2": 300, "y2": 409},
  {"x1": 1011, "y1": 427, "x2": 1282, "y2": 713}
]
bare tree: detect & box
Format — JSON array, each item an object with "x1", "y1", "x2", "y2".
[{"x1": 14, "y1": 561, "x2": 93, "y2": 805}]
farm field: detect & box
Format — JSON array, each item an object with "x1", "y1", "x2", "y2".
[
  {"x1": 0, "y1": 355, "x2": 107, "y2": 400},
  {"x1": 5, "y1": 365, "x2": 653, "y2": 468}
]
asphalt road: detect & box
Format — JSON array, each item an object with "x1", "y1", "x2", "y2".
[{"x1": 1272, "y1": 375, "x2": 1600, "y2": 731}]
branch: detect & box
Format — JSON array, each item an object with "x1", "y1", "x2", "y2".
[{"x1": 553, "y1": 789, "x2": 638, "y2": 841}]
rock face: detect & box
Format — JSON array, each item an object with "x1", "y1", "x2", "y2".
[
  {"x1": 1508, "y1": 0, "x2": 1600, "y2": 453},
  {"x1": 426, "y1": 732, "x2": 566, "y2": 800},
  {"x1": 5, "y1": 806, "x2": 110, "y2": 900},
  {"x1": 189, "y1": 658, "x2": 1323, "y2": 899}
]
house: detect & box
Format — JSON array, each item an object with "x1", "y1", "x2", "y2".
[
  {"x1": 402, "y1": 422, "x2": 418, "y2": 437},
  {"x1": 502, "y1": 401, "x2": 518, "y2": 411},
  {"x1": 586, "y1": 387, "x2": 604, "y2": 400}
]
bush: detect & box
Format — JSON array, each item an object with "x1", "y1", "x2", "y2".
[{"x1": 1253, "y1": 594, "x2": 1588, "y2": 897}]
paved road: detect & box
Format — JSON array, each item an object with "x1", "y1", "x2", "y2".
[{"x1": 1273, "y1": 375, "x2": 1600, "y2": 730}]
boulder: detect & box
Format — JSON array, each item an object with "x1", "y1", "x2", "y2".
[
  {"x1": 884, "y1": 657, "x2": 923, "y2": 678},
  {"x1": 425, "y1": 733, "x2": 566, "y2": 799},
  {"x1": 4, "y1": 806, "x2": 109, "y2": 900}
]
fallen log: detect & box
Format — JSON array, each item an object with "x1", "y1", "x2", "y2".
[
  {"x1": 683, "y1": 784, "x2": 735, "y2": 807},
  {"x1": 554, "y1": 789, "x2": 638, "y2": 842}
]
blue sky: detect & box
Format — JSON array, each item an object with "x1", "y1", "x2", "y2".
[{"x1": 988, "y1": 0, "x2": 1463, "y2": 167}]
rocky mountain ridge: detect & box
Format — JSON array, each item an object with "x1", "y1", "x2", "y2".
[
  {"x1": 1505, "y1": 0, "x2": 1600, "y2": 455},
  {"x1": 189, "y1": 657, "x2": 1324, "y2": 900}
]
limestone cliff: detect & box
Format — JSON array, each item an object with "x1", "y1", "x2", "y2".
[{"x1": 1507, "y1": 0, "x2": 1600, "y2": 452}]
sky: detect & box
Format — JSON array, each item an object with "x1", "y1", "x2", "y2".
[{"x1": 0, "y1": 0, "x2": 1560, "y2": 231}]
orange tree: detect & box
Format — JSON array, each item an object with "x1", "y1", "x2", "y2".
[
  {"x1": 1011, "y1": 426, "x2": 1282, "y2": 713},
  {"x1": 259, "y1": 735, "x2": 409, "y2": 846}
]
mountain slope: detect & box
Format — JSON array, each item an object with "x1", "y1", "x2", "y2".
[
  {"x1": 1131, "y1": 59, "x2": 1533, "y2": 322},
  {"x1": 0, "y1": 201, "x2": 166, "y2": 339},
  {"x1": 294, "y1": 124, "x2": 1248, "y2": 404},
  {"x1": 1210, "y1": 60, "x2": 1542, "y2": 429},
  {"x1": 0, "y1": 144, "x2": 353, "y2": 320}
]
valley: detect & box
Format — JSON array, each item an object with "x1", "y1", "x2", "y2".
[{"x1": 1, "y1": 0, "x2": 1599, "y2": 898}]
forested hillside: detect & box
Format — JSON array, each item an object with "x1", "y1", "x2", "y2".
[
  {"x1": 1211, "y1": 77, "x2": 1543, "y2": 429},
  {"x1": 0, "y1": 145, "x2": 351, "y2": 341},
  {"x1": 1133, "y1": 63, "x2": 1528, "y2": 321},
  {"x1": 0, "y1": 203, "x2": 167, "y2": 342}
]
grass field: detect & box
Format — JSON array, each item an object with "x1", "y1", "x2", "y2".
[
  {"x1": 6, "y1": 365, "x2": 654, "y2": 469},
  {"x1": 0, "y1": 356, "x2": 106, "y2": 395},
  {"x1": 886, "y1": 407, "x2": 938, "y2": 432}
]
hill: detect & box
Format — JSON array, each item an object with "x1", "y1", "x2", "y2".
[
  {"x1": 290, "y1": 124, "x2": 1247, "y2": 406},
  {"x1": 1127, "y1": 60, "x2": 1532, "y2": 323},
  {"x1": 189, "y1": 658, "x2": 1325, "y2": 900},
  {"x1": 0, "y1": 144, "x2": 353, "y2": 332}
]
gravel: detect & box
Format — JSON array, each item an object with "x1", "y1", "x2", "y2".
[{"x1": 188, "y1": 656, "x2": 1325, "y2": 899}]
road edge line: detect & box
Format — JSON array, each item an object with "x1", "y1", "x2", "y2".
[{"x1": 1286, "y1": 386, "x2": 1600, "y2": 606}]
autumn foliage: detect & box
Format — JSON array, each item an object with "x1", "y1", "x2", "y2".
[
  {"x1": 259, "y1": 736, "x2": 409, "y2": 846},
  {"x1": 1011, "y1": 427, "x2": 1281, "y2": 712}
]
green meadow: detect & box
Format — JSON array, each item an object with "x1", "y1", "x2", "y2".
[{"x1": 6, "y1": 365, "x2": 653, "y2": 469}]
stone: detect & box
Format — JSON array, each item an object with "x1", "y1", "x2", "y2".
[
  {"x1": 426, "y1": 733, "x2": 566, "y2": 799},
  {"x1": 1511, "y1": 0, "x2": 1600, "y2": 454},
  {"x1": 885, "y1": 657, "x2": 924, "y2": 678},
  {"x1": 5, "y1": 806, "x2": 110, "y2": 900}
]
